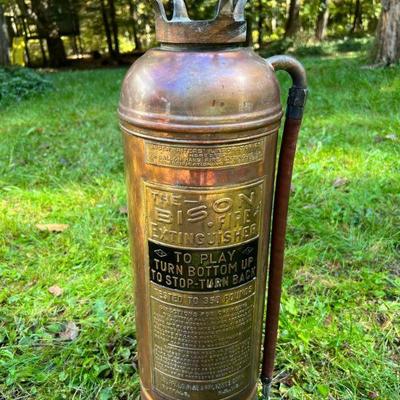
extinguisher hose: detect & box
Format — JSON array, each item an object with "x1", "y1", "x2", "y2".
[{"x1": 261, "y1": 55, "x2": 308, "y2": 399}]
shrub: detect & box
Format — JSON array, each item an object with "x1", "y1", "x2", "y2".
[
  {"x1": 294, "y1": 44, "x2": 327, "y2": 57},
  {"x1": 0, "y1": 67, "x2": 52, "y2": 107},
  {"x1": 259, "y1": 38, "x2": 294, "y2": 58},
  {"x1": 335, "y1": 37, "x2": 372, "y2": 53}
]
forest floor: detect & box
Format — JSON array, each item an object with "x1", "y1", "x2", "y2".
[{"x1": 1, "y1": 46, "x2": 399, "y2": 400}]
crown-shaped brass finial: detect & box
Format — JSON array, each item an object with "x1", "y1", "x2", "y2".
[{"x1": 153, "y1": 0, "x2": 248, "y2": 44}]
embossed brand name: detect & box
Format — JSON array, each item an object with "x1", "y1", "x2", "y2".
[{"x1": 146, "y1": 181, "x2": 263, "y2": 248}]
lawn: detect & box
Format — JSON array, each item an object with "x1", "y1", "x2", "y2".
[{"x1": 0, "y1": 49, "x2": 399, "y2": 400}]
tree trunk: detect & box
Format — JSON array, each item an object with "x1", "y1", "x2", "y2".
[
  {"x1": 100, "y1": 0, "x2": 114, "y2": 57},
  {"x1": 39, "y1": 39, "x2": 47, "y2": 65},
  {"x1": 257, "y1": 0, "x2": 264, "y2": 48},
  {"x1": 374, "y1": 0, "x2": 400, "y2": 65},
  {"x1": 46, "y1": 36, "x2": 67, "y2": 67},
  {"x1": 108, "y1": 0, "x2": 119, "y2": 56},
  {"x1": 0, "y1": 4, "x2": 10, "y2": 66},
  {"x1": 31, "y1": 0, "x2": 67, "y2": 67},
  {"x1": 246, "y1": 14, "x2": 253, "y2": 47},
  {"x1": 128, "y1": 0, "x2": 141, "y2": 51},
  {"x1": 351, "y1": 0, "x2": 362, "y2": 33},
  {"x1": 285, "y1": 0, "x2": 301, "y2": 38},
  {"x1": 315, "y1": 0, "x2": 329, "y2": 41},
  {"x1": 15, "y1": 0, "x2": 32, "y2": 65}
]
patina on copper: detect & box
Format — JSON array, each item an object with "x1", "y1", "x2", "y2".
[{"x1": 119, "y1": 1, "x2": 307, "y2": 400}]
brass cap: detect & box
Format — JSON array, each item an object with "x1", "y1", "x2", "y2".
[{"x1": 153, "y1": 0, "x2": 248, "y2": 44}]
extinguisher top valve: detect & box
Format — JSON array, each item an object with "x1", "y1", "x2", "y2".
[{"x1": 152, "y1": 0, "x2": 248, "y2": 45}]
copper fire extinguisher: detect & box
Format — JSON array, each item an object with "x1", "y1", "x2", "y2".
[{"x1": 119, "y1": 1, "x2": 307, "y2": 399}]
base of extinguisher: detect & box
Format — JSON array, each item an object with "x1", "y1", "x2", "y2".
[{"x1": 140, "y1": 382, "x2": 258, "y2": 400}]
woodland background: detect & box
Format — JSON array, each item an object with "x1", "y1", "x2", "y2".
[{"x1": 0, "y1": 0, "x2": 399, "y2": 68}]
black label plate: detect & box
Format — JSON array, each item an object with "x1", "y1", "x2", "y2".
[{"x1": 148, "y1": 239, "x2": 258, "y2": 292}]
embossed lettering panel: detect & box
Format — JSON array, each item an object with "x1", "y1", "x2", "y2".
[
  {"x1": 150, "y1": 282, "x2": 255, "y2": 400},
  {"x1": 146, "y1": 181, "x2": 264, "y2": 249},
  {"x1": 145, "y1": 180, "x2": 265, "y2": 400},
  {"x1": 145, "y1": 139, "x2": 265, "y2": 169}
]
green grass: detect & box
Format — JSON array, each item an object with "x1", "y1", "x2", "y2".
[{"x1": 1, "y1": 50, "x2": 399, "y2": 399}]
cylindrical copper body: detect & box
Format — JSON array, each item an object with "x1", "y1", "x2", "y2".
[{"x1": 119, "y1": 46, "x2": 283, "y2": 400}]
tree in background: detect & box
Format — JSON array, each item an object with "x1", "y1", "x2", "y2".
[
  {"x1": 127, "y1": 0, "x2": 140, "y2": 51},
  {"x1": 374, "y1": 0, "x2": 400, "y2": 65},
  {"x1": 100, "y1": 0, "x2": 114, "y2": 56},
  {"x1": 108, "y1": 0, "x2": 119, "y2": 56},
  {"x1": 0, "y1": 3, "x2": 10, "y2": 65},
  {"x1": 30, "y1": 0, "x2": 67, "y2": 67},
  {"x1": 315, "y1": 0, "x2": 329, "y2": 40},
  {"x1": 1, "y1": 0, "x2": 394, "y2": 66},
  {"x1": 257, "y1": 0, "x2": 264, "y2": 47},
  {"x1": 285, "y1": 0, "x2": 301, "y2": 38},
  {"x1": 351, "y1": 0, "x2": 362, "y2": 34}
]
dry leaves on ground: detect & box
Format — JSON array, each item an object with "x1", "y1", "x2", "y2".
[
  {"x1": 374, "y1": 133, "x2": 398, "y2": 143},
  {"x1": 36, "y1": 224, "x2": 70, "y2": 233},
  {"x1": 324, "y1": 314, "x2": 333, "y2": 326},
  {"x1": 59, "y1": 322, "x2": 79, "y2": 341},
  {"x1": 332, "y1": 177, "x2": 349, "y2": 188},
  {"x1": 48, "y1": 285, "x2": 63, "y2": 297},
  {"x1": 119, "y1": 206, "x2": 128, "y2": 215}
]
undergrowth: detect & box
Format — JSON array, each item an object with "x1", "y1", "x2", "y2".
[{"x1": 0, "y1": 68, "x2": 53, "y2": 108}]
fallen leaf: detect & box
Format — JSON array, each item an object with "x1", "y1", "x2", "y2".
[
  {"x1": 384, "y1": 134, "x2": 397, "y2": 141},
  {"x1": 368, "y1": 392, "x2": 379, "y2": 399},
  {"x1": 327, "y1": 261, "x2": 341, "y2": 271},
  {"x1": 278, "y1": 371, "x2": 295, "y2": 387},
  {"x1": 333, "y1": 178, "x2": 349, "y2": 188},
  {"x1": 119, "y1": 206, "x2": 128, "y2": 215},
  {"x1": 48, "y1": 285, "x2": 63, "y2": 297},
  {"x1": 59, "y1": 322, "x2": 79, "y2": 341},
  {"x1": 324, "y1": 314, "x2": 333, "y2": 326},
  {"x1": 374, "y1": 134, "x2": 397, "y2": 143},
  {"x1": 36, "y1": 224, "x2": 69, "y2": 233}
]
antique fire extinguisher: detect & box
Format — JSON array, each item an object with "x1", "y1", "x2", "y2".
[{"x1": 119, "y1": 1, "x2": 307, "y2": 399}]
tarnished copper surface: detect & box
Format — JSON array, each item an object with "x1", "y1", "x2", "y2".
[
  {"x1": 119, "y1": 2, "x2": 307, "y2": 400},
  {"x1": 119, "y1": 47, "x2": 282, "y2": 134},
  {"x1": 122, "y1": 127, "x2": 278, "y2": 400}
]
